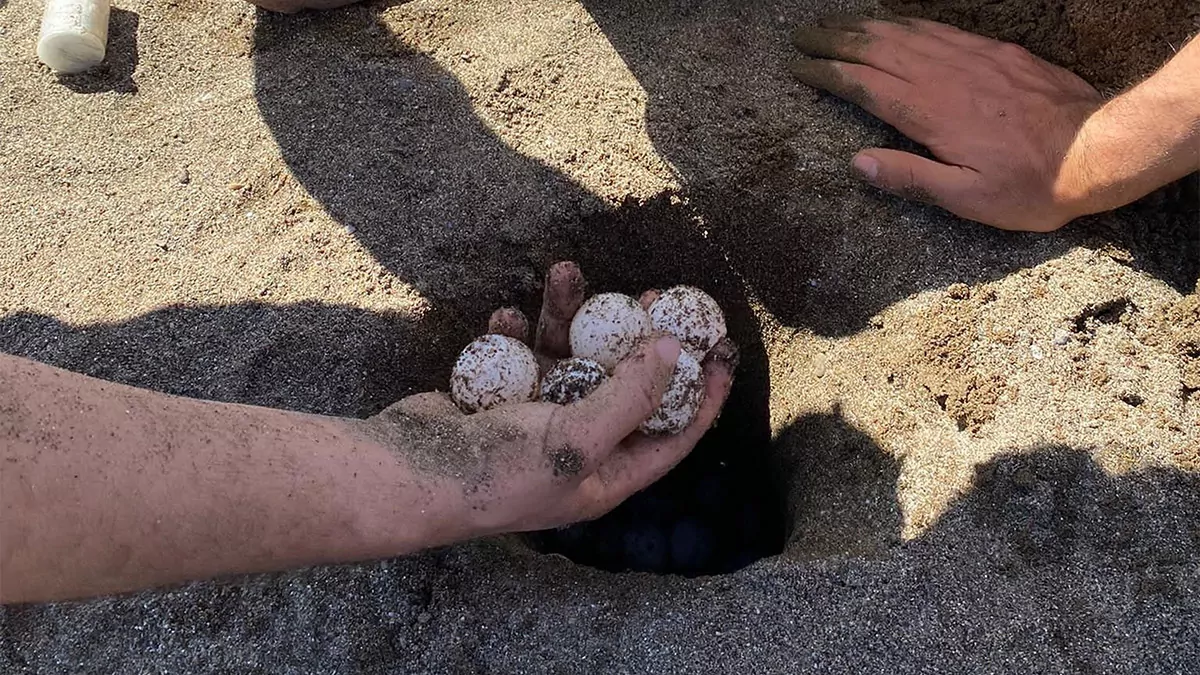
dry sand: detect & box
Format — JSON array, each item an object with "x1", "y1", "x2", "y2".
[{"x1": 1, "y1": 0, "x2": 1198, "y2": 671}]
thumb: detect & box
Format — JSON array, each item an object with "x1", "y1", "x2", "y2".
[
  {"x1": 852, "y1": 149, "x2": 978, "y2": 213},
  {"x1": 559, "y1": 335, "x2": 681, "y2": 462}
]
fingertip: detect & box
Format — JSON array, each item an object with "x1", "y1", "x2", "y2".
[
  {"x1": 487, "y1": 307, "x2": 530, "y2": 343},
  {"x1": 787, "y1": 57, "x2": 820, "y2": 82},
  {"x1": 652, "y1": 334, "x2": 681, "y2": 365},
  {"x1": 788, "y1": 59, "x2": 871, "y2": 109},
  {"x1": 700, "y1": 359, "x2": 734, "y2": 412},
  {"x1": 549, "y1": 260, "x2": 581, "y2": 275},
  {"x1": 790, "y1": 26, "x2": 818, "y2": 48},
  {"x1": 850, "y1": 148, "x2": 977, "y2": 209},
  {"x1": 851, "y1": 152, "x2": 881, "y2": 183},
  {"x1": 536, "y1": 261, "x2": 587, "y2": 357},
  {"x1": 546, "y1": 261, "x2": 585, "y2": 303}
]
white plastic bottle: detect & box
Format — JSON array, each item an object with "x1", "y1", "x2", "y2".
[{"x1": 37, "y1": 0, "x2": 111, "y2": 74}]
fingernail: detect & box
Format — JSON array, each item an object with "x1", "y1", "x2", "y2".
[
  {"x1": 852, "y1": 154, "x2": 879, "y2": 182},
  {"x1": 704, "y1": 337, "x2": 740, "y2": 371},
  {"x1": 653, "y1": 336, "x2": 681, "y2": 362}
]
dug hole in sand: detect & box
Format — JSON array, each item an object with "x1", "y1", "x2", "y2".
[{"x1": 1, "y1": 0, "x2": 1197, "y2": 671}]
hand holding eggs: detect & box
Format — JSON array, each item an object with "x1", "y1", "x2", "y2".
[{"x1": 449, "y1": 274, "x2": 729, "y2": 436}]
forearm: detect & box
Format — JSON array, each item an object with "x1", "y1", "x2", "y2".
[
  {"x1": 0, "y1": 354, "x2": 467, "y2": 603},
  {"x1": 1064, "y1": 37, "x2": 1200, "y2": 215}
]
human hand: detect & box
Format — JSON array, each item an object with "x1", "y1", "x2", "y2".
[
  {"x1": 790, "y1": 15, "x2": 1105, "y2": 232},
  {"x1": 365, "y1": 262, "x2": 737, "y2": 538}
]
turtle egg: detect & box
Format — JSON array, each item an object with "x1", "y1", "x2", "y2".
[
  {"x1": 569, "y1": 292, "x2": 652, "y2": 370},
  {"x1": 450, "y1": 334, "x2": 540, "y2": 413},
  {"x1": 639, "y1": 349, "x2": 705, "y2": 436},
  {"x1": 541, "y1": 357, "x2": 608, "y2": 405},
  {"x1": 648, "y1": 285, "x2": 727, "y2": 360}
]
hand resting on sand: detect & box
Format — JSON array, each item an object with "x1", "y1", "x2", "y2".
[{"x1": 791, "y1": 16, "x2": 1200, "y2": 232}]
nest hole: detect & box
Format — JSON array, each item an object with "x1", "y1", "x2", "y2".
[{"x1": 527, "y1": 379, "x2": 787, "y2": 576}]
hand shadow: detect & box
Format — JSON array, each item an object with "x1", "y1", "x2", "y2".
[
  {"x1": 0, "y1": 300, "x2": 468, "y2": 418},
  {"x1": 55, "y1": 8, "x2": 139, "y2": 95}
]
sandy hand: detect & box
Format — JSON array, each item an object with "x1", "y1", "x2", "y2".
[
  {"x1": 369, "y1": 262, "x2": 736, "y2": 535},
  {"x1": 790, "y1": 15, "x2": 1104, "y2": 232}
]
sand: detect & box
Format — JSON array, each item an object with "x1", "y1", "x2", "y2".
[{"x1": 1, "y1": 0, "x2": 1197, "y2": 671}]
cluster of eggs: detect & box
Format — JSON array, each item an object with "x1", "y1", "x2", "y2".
[{"x1": 450, "y1": 286, "x2": 727, "y2": 435}]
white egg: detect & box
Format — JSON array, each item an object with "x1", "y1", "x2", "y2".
[
  {"x1": 639, "y1": 350, "x2": 705, "y2": 436},
  {"x1": 450, "y1": 334, "x2": 540, "y2": 413},
  {"x1": 569, "y1": 292, "x2": 653, "y2": 370},
  {"x1": 540, "y1": 357, "x2": 608, "y2": 405},
  {"x1": 648, "y1": 285, "x2": 727, "y2": 360}
]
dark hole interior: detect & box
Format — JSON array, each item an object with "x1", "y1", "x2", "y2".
[
  {"x1": 528, "y1": 394, "x2": 787, "y2": 576},
  {"x1": 524, "y1": 194, "x2": 789, "y2": 576}
]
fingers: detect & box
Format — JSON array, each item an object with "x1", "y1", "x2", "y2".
[
  {"x1": 791, "y1": 26, "x2": 875, "y2": 67},
  {"x1": 553, "y1": 336, "x2": 682, "y2": 468},
  {"x1": 534, "y1": 262, "x2": 586, "y2": 358},
  {"x1": 794, "y1": 16, "x2": 1004, "y2": 91},
  {"x1": 818, "y1": 15, "x2": 921, "y2": 43},
  {"x1": 581, "y1": 354, "x2": 736, "y2": 514},
  {"x1": 817, "y1": 14, "x2": 994, "y2": 54},
  {"x1": 891, "y1": 16, "x2": 1002, "y2": 51},
  {"x1": 638, "y1": 289, "x2": 661, "y2": 311},
  {"x1": 487, "y1": 308, "x2": 530, "y2": 343},
  {"x1": 788, "y1": 60, "x2": 929, "y2": 138},
  {"x1": 851, "y1": 148, "x2": 980, "y2": 215},
  {"x1": 815, "y1": 13, "x2": 872, "y2": 33},
  {"x1": 644, "y1": 339, "x2": 738, "y2": 453}
]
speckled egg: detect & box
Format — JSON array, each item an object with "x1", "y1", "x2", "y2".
[
  {"x1": 639, "y1": 349, "x2": 705, "y2": 435},
  {"x1": 648, "y1": 286, "x2": 727, "y2": 359},
  {"x1": 540, "y1": 357, "x2": 608, "y2": 405},
  {"x1": 450, "y1": 334, "x2": 540, "y2": 413},
  {"x1": 569, "y1": 292, "x2": 653, "y2": 370}
]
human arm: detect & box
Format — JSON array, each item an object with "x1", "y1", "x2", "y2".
[
  {"x1": 790, "y1": 16, "x2": 1200, "y2": 232},
  {"x1": 1064, "y1": 39, "x2": 1200, "y2": 220},
  {"x1": 0, "y1": 264, "x2": 734, "y2": 603}
]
